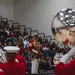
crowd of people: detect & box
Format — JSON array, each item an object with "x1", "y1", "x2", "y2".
[{"x1": 0, "y1": 21, "x2": 70, "y2": 74}]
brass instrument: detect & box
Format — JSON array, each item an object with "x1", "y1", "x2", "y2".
[
  {"x1": 31, "y1": 41, "x2": 41, "y2": 60},
  {"x1": 51, "y1": 8, "x2": 75, "y2": 47},
  {"x1": 51, "y1": 8, "x2": 75, "y2": 65}
]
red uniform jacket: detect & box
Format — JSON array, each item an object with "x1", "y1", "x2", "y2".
[
  {"x1": 54, "y1": 58, "x2": 75, "y2": 75},
  {"x1": 0, "y1": 72, "x2": 6, "y2": 75},
  {"x1": 0, "y1": 54, "x2": 26, "y2": 75},
  {"x1": 28, "y1": 39, "x2": 41, "y2": 59},
  {"x1": 28, "y1": 39, "x2": 34, "y2": 50}
]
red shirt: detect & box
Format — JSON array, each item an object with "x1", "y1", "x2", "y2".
[
  {"x1": 54, "y1": 58, "x2": 75, "y2": 75},
  {"x1": 8, "y1": 33, "x2": 14, "y2": 38}
]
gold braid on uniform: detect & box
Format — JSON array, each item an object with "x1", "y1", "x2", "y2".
[{"x1": 31, "y1": 41, "x2": 40, "y2": 60}]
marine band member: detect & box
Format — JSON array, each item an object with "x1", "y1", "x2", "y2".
[
  {"x1": 29, "y1": 35, "x2": 41, "y2": 73},
  {"x1": 0, "y1": 46, "x2": 26, "y2": 75}
]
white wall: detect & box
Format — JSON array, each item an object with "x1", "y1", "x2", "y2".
[
  {"x1": 0, "y1": 0, "x2": 14, "y2": 20},
  {"x1": 14, "y1": 0, "x2": 75, "y2": 38}
]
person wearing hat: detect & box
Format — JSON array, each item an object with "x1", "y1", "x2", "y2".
[
  {"x1": 28, "y1": 35, "x2": 41, "y2": 73},
  {"x1": 0, "y1": 46, "x2": 26, "y2": 75}
]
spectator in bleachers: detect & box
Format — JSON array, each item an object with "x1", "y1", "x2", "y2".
[
  {"x1": 20, "y1": 34, "x2": 25, "y2": 42},
  {"x1": 39, "y1": 55, "x2": 45, "y2": 73},
  {"x1": 0, "y1": 35, "x2": 5, "y2": 46},
  {"x1": 47, "y1": 58, "x2": 52, "y2": 70},
  {"x1": 23, "y1": 30, "x2": 27, "y2": 36},
  {"x1": 0, "y1": 21, "x2": 4, "y2": 27},
  {"x1": 13, "y1": 41, "x2": 17, "y2": 46},
  {"x1": 26, "y1": 58, "x2": 31, "y2": 73},
  {"x1": 0, "y1": 42, "x2": 3, "y2": 52},
  {"x1": 3, "y1": 39, "x2": 7, "y2": 46},
  {"x1": 42, "y1": 43, "x2": 49, "y2": 56},
  {"x1": 4, "y1": 21, "x2": 8, "y2": 27},
  {"x1": 5, "y1": 27, "x2": 10, "y2": 36},
  {"x1": 23, "y1": 38, "x2": 29, "y2": 49},
  {"x1": 24, "y1": 48, "x2": 28, "y2": 63},
  {"x1": 19, "y1": 44, "x2": 25, "y2": 56},
  {"x1": 8, "y1": 30, "x2": 14, "y2": 38},
  {"x1": 38, "y1": 36, "x2": 43, "y2": 44},
  {"x1": 11, "y1": 25, "x2": 15, "y2": 30},
  {"x1": 14, "y1": 28, "x2": 21, "y2": 38},
  {"x1": 44, "y1": 38, "x2": 48, "y2": 44},
  {"x1": 48, "y1": 48, "x2": 54, "y2": 60},
  {"x1": 7, "y1": 40, "x2": 13, "y2": 46},
  {"x1": 15, "y1": 37, "x2": 22, "y2": 46},
  {"x1": 51, "y1": 42, "x2": 57, "y2": 50},
  {"x1": 0, "y1": 22, "x2": 3, "y2": 31},
  {"x1": 24, "y1": 33, "x2": 29, "y2": 39},
  {"x1": 39, "y1": 56, "x2": 50, "y2": 73},
  {"x1": 41, "y1": 39, "x2": 45, "y2": 44},
  {"x1": 3, "y1": 28, "x2": 8, "y2": 39},
  {"x1": 27, "y1": 50, "x2": 32, "y2": 63}
]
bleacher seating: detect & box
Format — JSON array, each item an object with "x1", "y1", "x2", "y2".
[{"x1": 0, "y1": 15, "x2": 65, "y2": 75}]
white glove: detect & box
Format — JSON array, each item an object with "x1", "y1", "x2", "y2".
[
  {"x1": 68, "y1": 48, "x2": 75, "y2": 57},
  {"x1": 60, "y1": 48, "x2": 75, "y2": 64},
  {"x1": 32, "y1": 49, "x2": 38, "y2": 54},
  {"x1": 60, "y1": 54, "x2": 70, "y2": 64}
]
